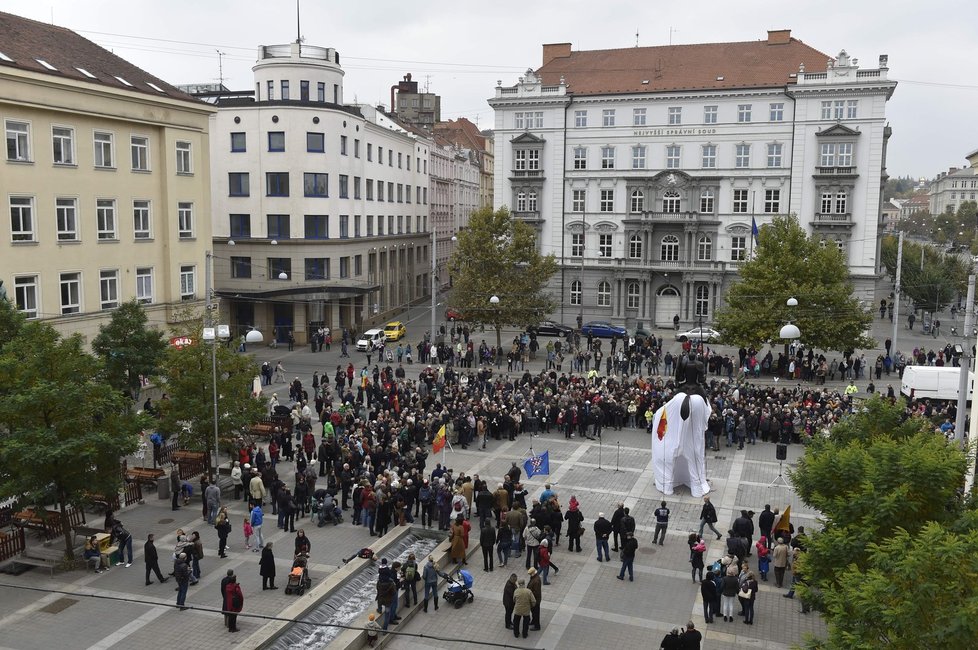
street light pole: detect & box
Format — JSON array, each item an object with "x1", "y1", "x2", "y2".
[
  {"x1": 954, "y1": 274, "x2": 975, "y2": 447},
  {"x1": 430, "y1": 225, "x2": 437, "y2": 343},
  {"x1": 205, "y1": 250, "x2": 219, "y2": 477}
]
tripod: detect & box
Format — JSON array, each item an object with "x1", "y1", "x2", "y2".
[
  {"x1": 595, "y1": 436, "x2": 606, "y2": 471},
  {"x1": 767, "y1": 460, "x2": 789, "y2": 488},
  {"x1": 614, "y1": 441, "x2": 621, "y2": 472}
]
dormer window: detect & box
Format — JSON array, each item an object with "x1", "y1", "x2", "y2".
[{"x1": 35, "y1": 58, "x2": 57, "y2": 71}]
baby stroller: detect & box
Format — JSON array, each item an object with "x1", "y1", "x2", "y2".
[
  {"x1": 441, "y1": 568, "x2": 474, "y2": 609},
  {"x1": 285, "y1": 552, "x2": 312, "y2": 595},
  {"x1": 312, "y1": 492, "x2": 343, "y2": 527}
]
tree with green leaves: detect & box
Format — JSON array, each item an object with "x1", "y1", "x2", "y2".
[
  {"x1": 0, "y1": 301, "x2": 142, "y2": 561},
  {"x1": 92, "y1": 299, "x2": 167, "y2": 402},
  {"x1": 791, "y1": 397, "x2": 976, "y2": 649},
  {"x1": 447, "y1": 206, "x2": 558, "y2": 351},
  {"x1": 156, "y1": 317, "x2": 265, "y2": 473},
  {"x1": 713, "y1": 215, "x2": 873, "y2": 352},
  {"x1": 880, "y1": 235, "x2": 969, "y2": 312}
]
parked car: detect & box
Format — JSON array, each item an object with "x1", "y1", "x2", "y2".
[
  {"x1": 580, "y1": 321, "x2": 627, "y2": 338},
  {"x1": 356, "y1": 329, "x2": 386, "y2": 351},
  {"x1": 528, "y1": 320, "x2": 573, "y2": 337},
  {"x1": 675, "y1": 326, "x2": 721, "y2": 342},
  {"x1": 383, "y1": 321, "x2": 406, "y2": 341},
  {"x1": 633, "y1": 327, "x2": 652, "y2": 340},
  {"x1": 445, "y1": 307, "x2": 465, "y2": 321}
]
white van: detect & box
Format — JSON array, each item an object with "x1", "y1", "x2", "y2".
[
  {"x1": 355, "y1": 329, "x2": 385, "y2": 352},
  {"x1": 901, "y1": 365, "x2": 973, "y2": 401}
]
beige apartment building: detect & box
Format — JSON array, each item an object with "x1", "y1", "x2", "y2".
[{"x1": 0, "y1": 11, "x2": 213, "y2": 343}]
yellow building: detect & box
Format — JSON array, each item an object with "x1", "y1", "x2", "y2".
[{"x1": 0, "y1": 11, "x2": 214, "y2": 342}]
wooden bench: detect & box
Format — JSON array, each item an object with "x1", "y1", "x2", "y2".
[
  {"x1": 13, "y1": 554, "x2": 58, "y2": 576},
  {"x1": 126, "y1": 467, "x2": 165, "y2": 487},
  {"x1": 249, "y1": 423, "x2": 279, "y2": 438}
]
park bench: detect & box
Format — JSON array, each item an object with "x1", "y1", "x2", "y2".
[{"x1": 126, "y1": 467, "x2": 165, "y2": 487}]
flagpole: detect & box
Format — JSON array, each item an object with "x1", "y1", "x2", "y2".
[{"x1": 749, "y1": 191, "x2": 756, "y2": 260}]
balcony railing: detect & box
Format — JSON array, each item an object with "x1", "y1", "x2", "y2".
[
  {"x1": 812, "y1": 212, "x2": 854, "y2": 226},
  {"x1": 510, "y1": 169, "x2": 545, "y2": 178},
  {"x1": 814, "y1": 166, "x2": 857, "y2": 176}
]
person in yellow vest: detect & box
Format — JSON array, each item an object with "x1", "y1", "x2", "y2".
[{"x1": 844, "y1": 380, "x2": 858, "y2": 396}]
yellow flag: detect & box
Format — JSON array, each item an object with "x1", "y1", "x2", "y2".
[{"x1": 432, "y1": 424, "x2": 446, "y2": 453}]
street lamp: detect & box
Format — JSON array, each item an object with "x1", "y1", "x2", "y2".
[
  {"x1": 780, "y1": 297, "x2": 800, "y2": 378},
  {"x1": 489, "y1": 295, "x2": 501, "y2": 354}
]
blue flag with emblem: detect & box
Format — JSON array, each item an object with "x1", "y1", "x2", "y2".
[{"x1": 524, "y1": 451, "x2": 550, "y2": 479}]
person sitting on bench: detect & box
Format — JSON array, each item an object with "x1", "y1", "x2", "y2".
[{"x1": 84, "y1": 536, "x2": 109, "y2": 574}]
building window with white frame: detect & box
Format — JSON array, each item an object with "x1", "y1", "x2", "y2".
[
  {"x1": 833, "y1": 100, "x2": 845, "y2": 120},
  {"x1": 767, "y1": 143, "x2": 783, "y2": 168},
  {"x1": 837, "y1": 142, "x2": 853, "y2": 166},
  {"x1": 820, "y1": 143, "x2": 835, "y2": 166},
  {"x1": 668, "y1": 107, "x2": 682, "y2": 125},
  {"x1": 530, "y1": 111, "x2": 544, "y2": 128},
  {"x1": 56, "y1": 197, "x2": 78, "y2": 241},
  {"x1": 99, "y1": 269, "x2": 119, "y2": 310},
  {"x1": 699, "y1": 189, "x2": 714, "y2": 214},
  {"x1": 701, "y1": 144, "x2": 716, "y2": 168},
  {"x1": 10, "y1": 196, "x2": 35, "y2": 242},
  {"x1": 737, "y1": 104, "x2": 752, "y2": 122},
  {"x1": 695, "y1": 285, "x2": 709, "y2": 317},
  {"x1": 846, "y1": 99, "x2": 858, "y2": 119},
  {"x1": 601, "y1": 146, "x2": 615, "y2": 169},
  {"x1": 597, "y1": 281, "x2": 611, "y2": 307},
  {"x1": 571, "y1": 233, "x2": 584, "y2": 257},
  {"x1": 835, "y1": 191, "x2": 848, "y2": 214},
  {"x1": 178, "y1": 202, "x2": 194, "y2": 238},
  {"x1": 574, "y1": 110, "x2": 588, "y2": 127},
  {"x1": 735, "y1": 143, "x2": 750, "y2": 168},
  {"x1": 732, "y1": 189, "x2": 748, "y2": 213},
  {"x1": 769, "y1": 102, "x2": 784, "y2": 121},
  {"x1": 94, "y1": 131, "x2": 114, "y2": 168},
  {"x1": 180, "y1": 265, "x2": 196, "y2": 300},
  {"x1": 598, "y1": 233, "x2": 612, "y2": 258},
  {"x1": 527, "y1": 191, "x2": 538, "y2": 212},
  {"x1": 60, "y1": 272, "x2": 81, "y2": 314},
  {"x1": 176, "y1": 141, "x2": 192, "y2": 174},
  {"x1": 572, "y1": 189, "x2": 586, "y2": 212},
  {"x1": 666, "y1": 145, "x2": 681, "y2": 169},
  {"x1": 570, "y1": 280, "x2": 582, "y2": 305},
  {"x1": 821, "y1": 192, "x2": 833, "y2": 214},
  {"x1": 820, "y1": 101, "x2": 832, "y2": 120},
  {"x1": 626, "y1": 282, "x2": 640, "y2": 309},
  {"x1": 602, "y1": 109, "x2": 616, "y2": 127},
  {"x1": 730, "y1": 236, "x2": 746, "y2": 261},
  {"x1": 662, "y1": 190, "x2": 680, "y2": 213},
  {"x1": 527, "y1": 149, "x2": 540, "y2": 170},
  {"x1": 96, "y1": 199, "x2": 117, "y2": 239},
  {"x1": 52, "y1": 126, "x2": 74, "y2": 165},
  {"x1": 133, "y1": 200, "x2": 151, "y2": 239},
  {"x1": 14, "y1": 275, "x2": 39, "y2": 318},
  {"x1": 630, "y1": 189, "x2": 644, "y2": 213},
  {"x1": 136, "y1": 267, "x2": 153, "y2": 304},
  {"x1": 599, "y1": 189, "x2": 614, "y2": 212},
  {"x1": 516, "y1": 191, "x2": 527, "y2": 211},
  {"x1": 573, "y1": 147, "x2": 587, "y2": 169},
  {"x1": 660, "y1": 235, "x2": 680, "y2": 261},
  {"x1": 633, "y1": 108, "x2": 647, "y2": 126},
  {"x1": 514, "y1": 112, "x2": 525, "y2": 129},
  {"x1": 697, "y1": 236, "x2": 712, "y2": 261},
  {"x1": 130, "y1": 135, "x2": 149, "y2": 171},
  {"x1": 632, "y1": 145, "x2": 646, "y2": 169},
  {"x1": 703, "y1": 105, "x2": 718, "y2": 124},
  {"x1": 514, "y1": 149, "x2": 527, "y2": 170},
  {"x1": 629, "y1": 233, "x2": 643, "y2": 259},
  {"x1": 5, "y1": 120, "x2": 31, "y2": 161},
  {"x1": 764, "y1": 189, "x2": 781, "y2": 213}
]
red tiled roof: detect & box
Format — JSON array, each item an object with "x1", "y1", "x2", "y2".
[
  {"x1": 434, "y1": 118, "x2": 488, "y2": 153},
  {"x1": 0, "y1": 11, "x2": 197, "y2": 102},
  {"x1": 537, "y1": 34, "x2": 832, "y2": 96}
]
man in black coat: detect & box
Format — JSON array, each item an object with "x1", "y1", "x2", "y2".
[
  {"x1": 220, "y1": 569, "x2": 236, "y2": 628},
  {"x1": 698, "y1": 496, "x2": 722, "y2": 540},
  {"x1": 610, "y1": 503, "x2": 626, "y2": 551},
  {"x1": 732, "y1": 510, "x2": 753, "y2": 551},
  {"x1": 144, "y1": 533, "x2": 167, "y2": 585},
  {"x1": 758, "y1": 505, "x2": 776, "y2": 550},
  {"x1": 680, "y1": 621, "x2": 703, "y2": 649}
]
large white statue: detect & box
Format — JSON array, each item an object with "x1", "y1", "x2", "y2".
[{"x1": 650, "y1": 355, "x2": 712, "y2": 497}]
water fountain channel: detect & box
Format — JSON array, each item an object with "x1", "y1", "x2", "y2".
[{"x1": 267, "y1": 535, "x2": 440, "y2": 649}]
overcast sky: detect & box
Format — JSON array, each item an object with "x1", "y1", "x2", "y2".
[{"x1": 7, "y1": 0, "x2": 976, "y2": 179}]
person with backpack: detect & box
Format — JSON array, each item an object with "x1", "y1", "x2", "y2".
[
  {"x1": 419, "y1": 479, "x2": 435, "y2": 528},
  {"x1": 223, "y1": 575, "x2": 244, "y2": 633},
  {"x1": 421, "y1": 555, "x2": 440, "y2": 612},
  {"x1": 401, "y1": 553, "x2": 420, "y2": 606}
]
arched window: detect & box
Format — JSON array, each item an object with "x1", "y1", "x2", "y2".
[
  {"x1": 695, "y1": 285, "x2": 710, "y2": 317},
  {"x1": 516, "y1": 191, "x2": 527, "y2": 211},
  {"x1": 597, "y1": 281, "x2": 611, "y2": 307},
  {"x1": 626, "y1": 282, "x2": 640, "y2": 309},
  {"x1": 699, "y1": 189, "x2": 715, "y2": 214},
  {"x1": 660, "y1": 234, "x2": 680, "y2": 261},
  {"x1": 662, "y1": 190, "x2": 681, "y2": 213},
  {"x1": 570, "y1": 280, "x2": 582, "y2": 306},
  {"x1": 628, "y1": 233, "x2": 643, "y2": 259},
  {"x1": 528, "y1": 190, "x2": 538, "y2": 212},
  {"x1": 630, "y1": 189, "x2": 645, "y2": 213},
  {"x1": 697, "y1": 235, "x2": 712, "y2": 261}
]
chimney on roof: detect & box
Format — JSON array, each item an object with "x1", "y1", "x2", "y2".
[
  {"x1": 767, "y1": 29, "x2": 791, "y2": 45},
  {"x1": 542, "y1": 43, "x2": 572, "y2": 67}
]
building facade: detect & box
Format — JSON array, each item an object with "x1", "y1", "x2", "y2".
[
  {"x1": 0, "y1": 11, "x2": 213, "y2": 342},
  {"x1": 434, "y1": 117, "x2": 495, "y2": 210},
  {"x1": 928, "y1": 163, "x2": 978, "y2": 216},
  {"x1": 392, "y1": 73, "x2": 441, "y2": 131},
  {"x1": 490, "y1": 30, "x2": 895, "y2": 330},
  {"x1": 209, "y1": 42, "x2": 431, "y2": 343}
]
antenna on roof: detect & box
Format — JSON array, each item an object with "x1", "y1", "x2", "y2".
[
  {"x1": 296, "y1": 0, "x2": 301, "y2": 44},
  {"x1": 425, "y1": 74, "x2": 431, "y2": 93},
  {"x1": 669, "y1": 26, "x2": 679, "y2": 46},
  {"x1": 216, "y1": 50, "x2": 226, "y2": 88},
  {"x1": 635, "y1": 28, "x2": 639, "y2": 47}
]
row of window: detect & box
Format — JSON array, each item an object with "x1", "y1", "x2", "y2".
[
  {"x1": 569, "y1": 142, "x2": 792, "y2": 171},
  {"x1": 571, "y1": 233, "x2": 745, "y2": 263},
  {"x1": 228, "y1": 213, "x2": 429, "y2": 240},
  {"x1": 568, "y1": 280, "x2": 711, "y2": 314},
  {"x1": 228, "y1": 171, "x2": 428, "y2": 204},
  {"x1": 234, "y1": 130, "x2": 427, "y2": 173},
  {"x1": 262, "y1": 79, "x2": 338, "y2": 104},
  {"x1": 5, "y1": 120, "x2": 193, "y2": 172},
  {"x1": 9, "y1": 196, "x2": 195, "y2": 243},
  {"x1": 570, "y1": 188, "x2": 786, "y2": 214},
  {"x1": 519, "y1": 100, "x2": 860, "y2": 130},
  {"x1": 12, "y1": 266, "x2": 192, "y2": 318},
  {"x1": 231, "y1": 255, "x2": 362, "y2": 281},
  {"x1": 948, "y1": 180, "x2": 978, "y2": 190}
]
